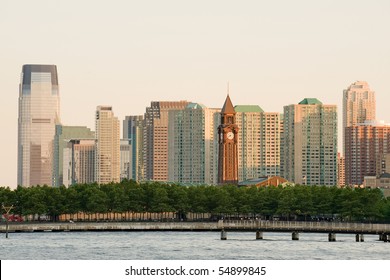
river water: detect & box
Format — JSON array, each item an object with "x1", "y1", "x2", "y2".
[{"x1": 0, "y1": 231, "x2": 389, "y2": 260}]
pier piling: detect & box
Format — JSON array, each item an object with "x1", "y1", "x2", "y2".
[
  {"x1": 356, "y1": 234, "x2": 364, "y2": 242},
  {"x1": 221, "y1": 230, "x2": 227, "y2": 240},
  {"x1": 328, "y1": 233, "x2": 336, "y2": 242},
  {"x1": 292, "y1": 232, "x2": 299, "y2": 241}
]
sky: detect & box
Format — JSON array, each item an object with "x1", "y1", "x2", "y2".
[{"x1": 1, "y1": 0, "x2": 389, "y2": 188}]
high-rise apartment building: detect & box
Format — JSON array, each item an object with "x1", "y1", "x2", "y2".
[
  {"x1": 52, "y1": 125, "x2": 94, "y2": 186},
  {"x1": 235, "y1": 106, "x2": 282, "y2": 181},
  {"x1": 343, "y1": 81, "x2": 376, "y2": 152},
  {"x1": 168, "y1": 103, "x2": 220, "y2": 185},
  {"x1": 345, "y1": 121, "x2": 390, "y2": 186},
  {"x1": 95, "y1": 106, "x2": 120, "y2": 184},
  {"x1": 63, "y1": 139, "x2": 95, "y2": 186},
  {"x1": 123, "y1": 115, "x2": 144, "y2": 181},
  {"x1": 283, "y1": 98, "x2": 337, "y2": 186},
  {"x1": 144, "y1": 101, "x2": 189, "y2": 181},
  {"x1": 235, "y1": 105, "x2": 262, "y2": 181},
  {"x1": 260, "y1": 112, "x2": 282, "y2": 177},
  {"x1": 279, "y1": 114, "x2": 285, "y2": 177},
  {"x1": 18, "y1": 64, "x2": 61, "y2": 187}
]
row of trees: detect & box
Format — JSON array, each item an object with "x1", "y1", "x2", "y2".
[{"x1": 1, "y1": 180, "x2": 390, "y2": 222}]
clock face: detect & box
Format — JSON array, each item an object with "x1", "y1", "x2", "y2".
[{"x1": 227, "y1": 132, "x2": 234, "y2": 140}]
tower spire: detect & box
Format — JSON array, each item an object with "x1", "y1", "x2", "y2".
[{"x1": 221, "y1": 94, "x2": 235, "y2": 114}]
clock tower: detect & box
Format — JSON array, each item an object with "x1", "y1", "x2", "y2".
[{"x1": 218, "y1": 95, "x2": 239, "y2": 185}]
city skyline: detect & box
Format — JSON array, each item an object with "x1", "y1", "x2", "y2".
[{"x1": 2, "y1": 1, "x2": 390, "y2": 188}]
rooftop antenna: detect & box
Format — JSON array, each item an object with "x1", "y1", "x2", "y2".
[{"x1": 227, "y1": 81, "x2": 230, "y2": 96}]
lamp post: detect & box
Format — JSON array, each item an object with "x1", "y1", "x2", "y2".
[{"x1": 2, "y1": 204, "x2": 14, "y2": 238}]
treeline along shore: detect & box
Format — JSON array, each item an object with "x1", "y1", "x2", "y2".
[{"x1": 1, "y1": 180, "x2": 390, "y2": 223}]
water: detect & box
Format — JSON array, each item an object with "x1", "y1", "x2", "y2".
[{"x1": 0, "y1": 231, "x2": 389, "y2": 260}]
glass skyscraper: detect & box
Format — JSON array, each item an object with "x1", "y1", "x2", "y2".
[{"x1": 17, "y1": 64, "x2": 61, "y2": 187}]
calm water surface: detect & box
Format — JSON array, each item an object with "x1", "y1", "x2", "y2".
[{"x1": 0, "y1": 231, "x2": 389, "y2": 260}]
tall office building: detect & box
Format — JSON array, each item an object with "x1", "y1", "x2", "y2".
[
  {"x1": 283, "y1": 98, "x2": 337, "y2": 186},
  {"x1": 52, "y1": 125, "x2": 94, "y2": 187},
  {"x1": 123, "y1": 115, "x2": 144, "y2": 181},
  {"x1": 63, "y1": 139, "x2": 95, "y2": 187},
  {"x1": 95, "y1": 106, "x2": 120, "y2": 184},
  {"x1": 168, "y1": 103, "x2": 220, "y2": 185},
  {"x1": 144, "y1": 101, "x2": 189, "y2": 181},
  {"x1": 18, "y1": 64, "x2": 61, "y2": 187},
  {"x1": 345, "y1": 121, "x2": 390, "y2": 186},
  {"x1": 343, "y1": 81, "x2": 376, "y2": 153}
]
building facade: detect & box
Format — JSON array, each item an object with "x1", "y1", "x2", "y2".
[
  {"x1": 63, "y1": 139, "x2": 95, "y2": 186},
  {"x1": 18, "y1": 64, "x2": 61, "y2": 187},
  {"x1": 337, "y1": 152, "x2": 345, "y2": 187},
  {"x1": 259, "y1": 112, "x2": 282, "y2": 178},
  {"x1": 218, "y1": 95, "x2": 239, "y2": 185},
  {"x1": 283, "y1": 98, "x2": 337, "y2": 186},
  {"x1": 123, "y1": 115, "x2": 144, "y2": 181},
  {"x1": 168, "y1": 103, "x2": 220, "y2": 185},
  {"x1": 345, "y1": 121, "x2": 390, "y2": 186},
  {"x1": 120, "y1": 139, "x2": 132, "y2": 181},
  {"x1": 144, "y1": 101, "x2": 189, "y2": 181},
  {"x1": 235, "y1": 105, "x2": 262, "y2": 181},
  {"x1": 52, "y1": 125, "x2": 94, "y2": 186},
  {"x1": 343, "y1": 81, "x2": 376, "y2": 153},
  {"x1": 95, "y1": 106, "x2": 120, "y2": 184},
  {"x1": 376, "y1": 153, "x2": 390, "y2": 176}
]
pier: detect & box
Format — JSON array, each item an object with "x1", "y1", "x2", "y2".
[
  {"x1": 1, "y1": 220, "x2": 390, "y2": 242},
  {"x1": 218, "y1": 220, "x2": 390, "y2": 242}
]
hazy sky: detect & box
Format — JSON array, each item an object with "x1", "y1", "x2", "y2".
[{"x1": 1, "y1": 0, "x2": 389, "y2": 188}]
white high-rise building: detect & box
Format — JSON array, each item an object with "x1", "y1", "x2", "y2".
[
  {"x1": 95, "y1": 106, "x2": 120, "y2": 184},
  {"x1": 283, "y1": 98, "x2": 337, "y2": 186},
  {"x1": 17, "y1": 64, "x2": 61, "y2": 187},
  {"x1": 343, "y1": 81, "x2": 376, "y2": 129},
  {"x1": 343, "y1": 81, "x2": 376, "y2": 154}
]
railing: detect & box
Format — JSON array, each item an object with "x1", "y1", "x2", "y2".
[{"x1": 1, "y1": 220, "x2": 390, "y2": 234}]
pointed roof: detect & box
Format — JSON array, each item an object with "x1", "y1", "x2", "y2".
[
  {"x1": 221, "y1": 95, "x2": 235, "y2": 114},
  {"x1": 299, "y1": 98, "x2": 322, "y2": 105},
  {"x1": 187, "y1": 102, "x2": 206, "y2": 109}
]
